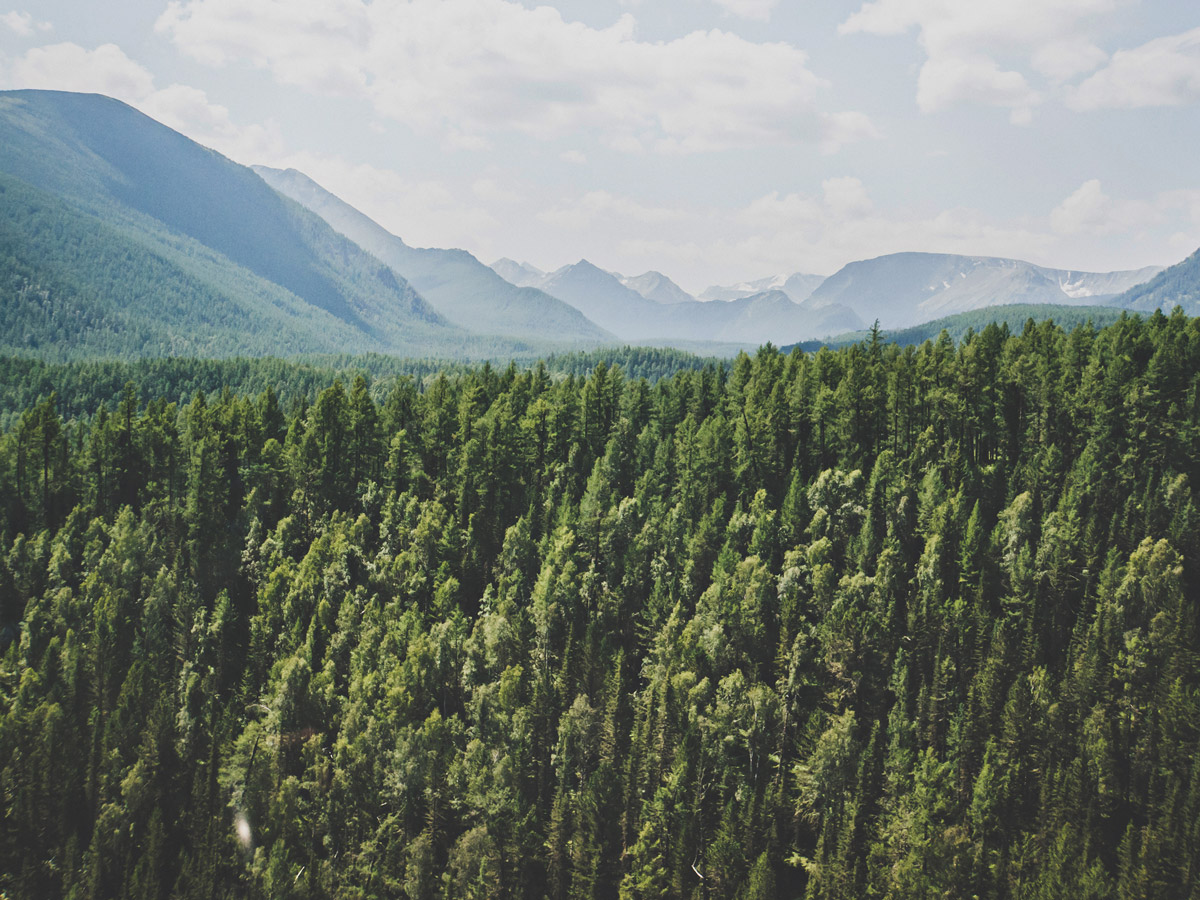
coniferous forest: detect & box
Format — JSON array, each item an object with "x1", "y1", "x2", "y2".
[{"x1": 2, "y1": 312, "x2": 1200, "y2": 900}]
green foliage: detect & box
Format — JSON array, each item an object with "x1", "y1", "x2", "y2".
[
  {"x1": 790, "y1": 304, "x2": 1131, "y2": 351},
  {"x1": 3, "y1": 310, "x2": 1200, "y2": 899},
  {"x1": 0, "y1": 91, "x2": 617, "y2": 364},
  {"x1": 1115, "y1": 246, "x2": 1200, "y2": 315}
]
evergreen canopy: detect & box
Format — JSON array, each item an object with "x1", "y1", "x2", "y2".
[{"x1": 2, "y1": 310, "x2": 1199, "y2": 899}]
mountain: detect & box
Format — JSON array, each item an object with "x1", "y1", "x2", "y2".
[
  {"x1": 785, "y1": 303, "x2": 1132, "y2": 352},
  {"x1": 782, "y1": 272, "x2": 825, "y2": 303},
  {"x1": 619, "y1": 271, "x2": 695, "y2": 304},
  {"x1": 679, "y1": 289, "x2": 862, "y2": 344},
  {"x1": 698, "y1": 272, "x2": 826, "y2": 303},
  {"x1": 808, "y1": 251, "x2": 1161, "y2": 328},
  {"x1": 518, "y1": 260, "x2": 859, "y2": 345},
  {"x1": 699, "y1": 274, "x2": 787, "y2": 302},
  {"x1": 0, "y1": 89, "x2": 513, "y2": 359},
  {"x1": 1111, "y1": 247, "x2": 1200, "y2": 315},
  {"x1": 0, "y1": 171, "x2": 378, "y2": 359},
  {"x1": 536, "y1": 260, "x2": 662, "y2": 339},
  {"x1": 255, "y1": 167, "x2": 611, "y2": 344},
  {"x1": 490, "y1": 258, "x2": 546, "y2": 288}
]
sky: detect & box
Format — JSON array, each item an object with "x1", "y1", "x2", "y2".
[{"x1": 1, "y1": 0, "x2": 1198, "y2": 294}]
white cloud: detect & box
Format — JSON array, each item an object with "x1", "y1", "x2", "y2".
[
  {"x1": 723, "y1": 198, "x2": 1054, "y2": 278},
  {"x1": 841, "y1": 0, "x2": 1121, "y2": 50},
  {"x1": 271, "y1": 152, "x2": 502, "y2": 252},
  {"x1": 2, "y1": 42, "x2": 283, "y2": 163},
  {"x1": 711, "y1": 0, "x2": 779, "y2": 23},
  {"x1": 539, "y1": 190, "x2": 685, "y2": 231},
  {"x1": 1169, "y1": 231, "x2": 1200, "y2": 253},
  {"x1": 487, "y1": 173, "x2": 1197, "y2": 295},
  {"x1": 840, "y1": 0, "x2": 1124, "y2": 118},
  {"x1": 1050, "y1": 179, "x2": 1111, "y2": 234},
  {"x1": 916, "y1": 54, "x2": 1039, "y2": 115},
  {"x1": 819, "y1": 110, "x2": 881, "y2": 153},
  {"x1": 140, "y1": 83, "x2": 285, "y2": 161},
  {"x1": 471, "y1": 176, "x2": 523, "y2": 207},
  {"x1": 725, "y1": 179, "x2": 1052, "y2": 275},
  {"x1": 2, "y1": 10, "x2": 51, "y2": 36},
  {"x1": 560, "y1": 149, "x2": 587, "y2": 164},
  {"x1": 1030, "y1": 37, "x2": 1107, "y2": 81},
  {"x1": 10, "y1": 42, "x2": 155, "y2": 100},
  {"x1": 1051, "y1": 179, "x2": 1200, "y2": 239},
  {"x1": 738, "y1": 190, "x2": 822, "y2": 231},
  {"x1": 671, "y1": 176, "x2": 1200, "y2": 285},
  {"x1": 737, "y1": 178, "x2": 873, "y2": 233},
  {"x1": 822, "y1": 176, "x2": 873, "y2": 218},
  {"x1": 157, "y1": 0, "x2": 874, "y2": 154},
  {"x1": 156, "y1": 0, "x2": 370, "y2": 94},
  {"x1": 1068, "y1": 27, "x2": 1200, "y2": 109}
]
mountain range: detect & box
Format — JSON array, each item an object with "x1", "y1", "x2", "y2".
[
  {"x1": 257, "y1": 174, "x2": 858, "y2": 347},
  {"x1": 0, "y1": 90, "x2": 480, "y2": 359},
  {"x1": 490, "y1": 251, "x2": 1167, "y2": 339},
  {"x1": 253, "y1": 167, "x2": 611, "y2": 344},
  {"x1": 0, "y1": 89, "x2": 1196, "y2": 364},
  {"x1": 803, "y1": 252, "x2": 1162, "y2": 328},
  {"x1": 490, "y1": 259, "x2": 862, "y2": 344}
]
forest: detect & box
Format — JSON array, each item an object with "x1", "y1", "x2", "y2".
[{"x1": 1, "y1": 311, "x2": 1199, "y2": 899}]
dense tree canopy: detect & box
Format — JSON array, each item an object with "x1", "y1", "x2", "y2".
[{"x1": 2, "y1": 311, "x2": 1199, "y2": 899}]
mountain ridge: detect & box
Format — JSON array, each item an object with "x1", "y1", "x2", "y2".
[
  {"x1": 0, "y1": 89, "x2": 487, "y2": 359},
  {"x1": 502, "y1": 259, "x2": 861, "y2": 344},
  {"x1": 1111, "y1": 247, "x2": 1200, "y2": 315},
  {"x1": 808, "y1": 250, "x2": 1161, "y2": 328},
  {"x1": 254, "y1": 166, "x2": 613, "y2": 344},
  {"x1": 619, "y1": 270, "x2": 696, "y2": 305}
]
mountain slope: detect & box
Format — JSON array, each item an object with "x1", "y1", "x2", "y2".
[
  {"x1": 537, "y1": 260, "x2": 665, "y2": 339},
  {"x1": 0, "y1": 90, "x2": 523, "y2": 359},
  {"x1": 0, "y1": 172, "x2": 380, "y2": 359},
  {"x1": 699, "y1": 274, "x2": 787, "y2": 302},
  {"x1": 1112, "y1": 247, "x2": 1200, "y2": 314},
  {"x1": 786, "y1": 303, "x2": 1131, "y2": 352},
  {"x1": 782, "y1": 272, "x2": 825, "y2": 302},
  {"x1": 620, "y1": 271, "x2": 695, "y2": 304},
  {"x1": 490, "y1": 258, "x2": 546, "y2": 288},
  {"x1": 255, "y1": 166, "x2": 612, "y2": 343},
  {"x1": 697, "y1": 272, "x2": 826, "y2": 303},
  {"x1": 678, "y1": 290, "x2": 861, "y2": 344},
  {"x1": 526, "y1": 261, "x2": 859, "y2": 344},
  {"x1": 809, "y1": 251, "x2": 1160, "y2": 328}
]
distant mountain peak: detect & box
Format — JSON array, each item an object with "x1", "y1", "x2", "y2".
[
  {"x1": 254, "y1": 165, "x2": 612, "y2": 343},
  {"x1": 620, "y1": 270, "x2": 696, "y2": 305},
  {"x1": 489, "y1": 258, "x2": 545, "y2": 288},
  {"x1": 700, "y1": 272, "x2": 822, "y2": 303},
  {"x1": 808, "y1": 251, "x2": 1163, "y2": 328}
]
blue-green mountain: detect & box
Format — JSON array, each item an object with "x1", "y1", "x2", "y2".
[
  {"x1": 253, "y1": 166, "x2": 613, "y2": 344},
  {"x1": 0, "y1": 90, "x2": 547, "y2": 360},
  {"x1": 1113, "y1": 246, "x2": 1200, "y2": 315}
]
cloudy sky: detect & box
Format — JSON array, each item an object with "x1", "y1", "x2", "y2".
[{"x1": 2, "y1": 0, "x2": 1198, "y2": 291}]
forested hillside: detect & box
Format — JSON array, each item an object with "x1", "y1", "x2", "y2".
[
  {"x1": 0, "y1": 346, "x2": 717, "y2": 431},
  {"x1": 1115, "y1": 247, "x2": 1200, "y2": 316},
  {"x1": 789, "y1": 304, "x2": 1130, "y2": 352},
  {"x1": 252, "y1": 167, "x2": 612, "y2": 345},
  {"x1": 2, "y1": 310, "x2": 1199, "y2": 899},
  {"x1": 0, "y1": 90, "x2": 568, "y2": 362}
]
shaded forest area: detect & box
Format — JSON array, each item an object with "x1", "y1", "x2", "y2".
[{"x1": 1, "y1": 312, "x2": 1199, "y2": 899}]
